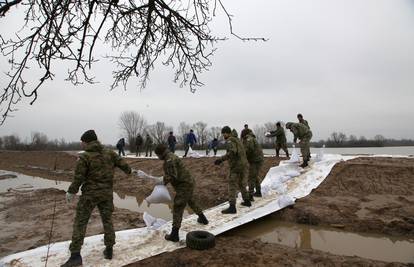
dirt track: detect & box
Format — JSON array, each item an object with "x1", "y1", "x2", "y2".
[{"x1": 0, "y1": 151, "x2": 413, "y2": 265}]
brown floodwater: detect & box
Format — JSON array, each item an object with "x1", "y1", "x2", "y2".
[{"x1": 229, "y1": 217, "x2": 414, "y2": 264}]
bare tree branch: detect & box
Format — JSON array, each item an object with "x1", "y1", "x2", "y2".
[{"x1": 0, "y1": 0, "x2": 266, "y2": 125}]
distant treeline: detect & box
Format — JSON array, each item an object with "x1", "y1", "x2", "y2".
[{"x1": 1, "y1": 130, "x2": 413, "y2": 151}]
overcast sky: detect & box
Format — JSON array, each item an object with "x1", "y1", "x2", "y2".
[{"x1": 1, "y1": 0, "x2": 413, "y2": 144}]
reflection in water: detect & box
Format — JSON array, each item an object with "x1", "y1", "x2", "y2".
[
  {"x1": 0, "y1": 170, "x2": 186, "y2": 221},
  {"x1": 230, "y1": 218, "x2": 414, "y2": 264}
]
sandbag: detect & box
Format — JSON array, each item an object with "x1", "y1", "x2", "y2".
[
  {"x1": 143, "y1": 212, "x2": 167, "y2": 229},
  {"x1": 187, "y1": 147, "x2": 202, "y2": 158},
  {"x1": 145, "y1": 185, "x2": 171, "y2": 204},
  {"x1": 289, "y1": 145, "x2": 300, "y2": 163}
]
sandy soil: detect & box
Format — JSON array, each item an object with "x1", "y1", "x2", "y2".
[{"x1": 0, "y1": 151, "x2": 413, "y2": 266}]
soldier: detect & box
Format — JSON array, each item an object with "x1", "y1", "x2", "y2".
[
  {"x1": 214, "y1": 126, "x2": 251, "y2": 214},
  {"x1": 297, "y1": 113, "x2": 310, "y2": 129},
  {"x1": 135, "y1": 134, "x2": 143, "y2": 157},
  {"x1": 144, "y1": 134, "x2": 153, "y2": 157},
  {"x1": 242, "y1": 131, "x2": 264, "y2": 198},
  {"x1": 61, "y1": 130, "x2": 132, "y2": 267},
  {"x1": 266, "y1": 122, "x2": 290, "y2": 158},
  {"x1": 285, "y1": 122, "x2": 313, "y2": 167},
  {"x1": 240, "y1": 124, "x2": 252, "y2": 139},
  {"x1": 154, "y1": 144, "x2": 208, "y2": 242},
  {"x1": 183, "y1": 129, "x2": 197, "y2": 157},
  {"x1": 167, "y1": 131, "x2": 177, "y2": 153}
]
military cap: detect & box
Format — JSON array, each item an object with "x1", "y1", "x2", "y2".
[
  {"x1": 285, "y1": 122, "x2": 293, "y2": 129},
  {"x1": 80, "y1": 130, "x2": 97, "y2": 143},
  {"x1": 221, "y1": 126, "x2": 232, "y2": 134}
]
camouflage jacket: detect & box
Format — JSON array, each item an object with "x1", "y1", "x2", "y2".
[
  {"x1": 220, "y1": 136, "x2": 248, "y2": 172},
  {"x1": 300, "y1": 119, "x2": 310, "y2": 129},
  {"x1": 289, "y1": 123, "x2": 312, "y2": 140},
  {"x1": 68, "y1": 141, "x2": 131, "y2": 198},
  {"x1": 267, "y1": 127, "x2": 287, "y2": 144},
  {"x1": 163, "y1": 152, "x2": 194, "y2": 189},
  {"x1": 144, "y1": 136, "x2": 153, "y2": 147},
  {"x1": 242, "y1": 134, "x2": 264, "y2": 164}
]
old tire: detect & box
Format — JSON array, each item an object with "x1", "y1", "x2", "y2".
[{"x1": 186, "y1": 231, "x2": 215, "y2": 250}]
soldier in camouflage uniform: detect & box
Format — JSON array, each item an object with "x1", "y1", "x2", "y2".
[
  {"x1": 297, "y1": 113, "x2": 310, "y2": 129},
  {"x1": 240, "y1": 124, "x2": 252, "y2": 139},
  {"x1": 154, "y1": 144, "x2": 208, "y2": 242},
  {"x1": 214, "y1": 126, "x2": 251, "y2": 214},
  {"x1": 242, "y1": 132, "x2": 264, "y2": 198},
  {"x1": 285, "y1": 122, "x2": 313, "y2": 167},
  {"x1": 144, "y1": 134, "x2": 153, "y2": 157},
  {"x1": 266, "y1": 122, "x2": 289, "y2": 158},
  {"x1": 61, "y1": 130, "x2": 132, "y2": 267}
]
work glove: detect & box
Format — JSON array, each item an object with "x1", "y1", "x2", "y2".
[
  {"x1": 214, "y1": 159, "x2": 223, "y2": 165},
  {"x1": 66, "y1": 192, "x2": 74, "y2": 203}
]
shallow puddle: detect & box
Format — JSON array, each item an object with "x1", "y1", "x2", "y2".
[
  {"x1": 229, "y1": 217, "x2": 414, "y2": 263},
  {"x1": 0, "y1": 170, "x2": 184, "y2": 221}
]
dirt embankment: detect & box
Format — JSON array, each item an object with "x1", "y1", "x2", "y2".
[{"x1": 273, "y1": 157, "x2": 414, "y2": 237}]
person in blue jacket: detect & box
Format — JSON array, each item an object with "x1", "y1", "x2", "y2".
[{"x1": 183, "y1": 129, "x2": 197, "y2": 157}]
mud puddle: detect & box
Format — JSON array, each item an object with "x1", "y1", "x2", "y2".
[
  {"x1": 229, "y1": 217, "x2": 414, "y2": 263},
  {"x1": 0, "y1": 170, "x2": 187, "y2": 221}
]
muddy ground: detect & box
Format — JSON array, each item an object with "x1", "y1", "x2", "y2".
[{"x1": 0, "y1": 151, "x2": 413, "y2": 266}]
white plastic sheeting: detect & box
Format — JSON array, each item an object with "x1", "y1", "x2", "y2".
[{"x1": 0, "y1": 154, "x2": 357, "y2": 267}]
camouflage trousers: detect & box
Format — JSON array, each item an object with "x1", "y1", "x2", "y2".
[
  {"x1": 299, "y1": 132, "x2": 313, "y2": 161},
  {"x1": 172, "y1": 186, "x2": 202, "y2": 228},
  {"x1": 275, "y1": 142, "x2": 289, "y2": 157},
  {"x1": 228, "y1": 168, "x2": 249, "y2": 205},
  {"x1": 69, "y1": 195, "x2": 115, "y2": 253},
  {"x1": 248, "y1": 161, "x2": 263, "y2": 194}
]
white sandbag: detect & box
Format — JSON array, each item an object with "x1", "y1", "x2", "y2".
[
  {"x1": 143, "y1": 212, "x2": 167, "y2": 229},
  {"x1": 145, "y1": 185, "x2": 171, "y2": 204},
  {"x1": 187, "y1": 147, "x2": 202, "y2": 158},
  {"x1": 143, "y1": 212, "x2": 156, "y2": 227},
  {"x1": 289, "y1": 145, "x2": 300, "y2": 163},
  {"x1": 315, "y1": 145, "x2": 325, "y2": 162},
  {"x1": 278, "y1": 195, "x2": 295, "y2": 208}
]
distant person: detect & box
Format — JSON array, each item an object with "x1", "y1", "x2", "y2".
[
  {"x1": 154, "y1": 144, "x2": 208, "y2": 242},
  {"x1": 167, "y1": 131, "x2": 177, "y2": 153},
  {"x1": 135, "y1": 134, "x2": 143, "y2": 157},
  {"x1": 183, "y1": 129, "x2": 197, "y2": 157},
  {"x1": 285, "y1": 122, "x2": 313, "y2": 167},
  {"x1": 297, "y1": 113, "x2": 310, "y2": 129},
  {"x1": 116, "y1": 138, "x2": 126, "y2": 156},
  {"x1": 206, "y1": 138, "x2": 219, "y2": 156},
  {"x1": 61, "y1": 130, "x2": 132, "y2": 267},
  {"x1": 144, "y1": 134, "x2": 153, "y2": 157},
  {"x1": 240, "y1": 124, "x2": 252, "y2": 139},
  {"x1": 214, "y1": 126, "x2": 251, "y2": 214},
  {"x1": 266, "y1": 122, "x2": 290, "y2": 158}
]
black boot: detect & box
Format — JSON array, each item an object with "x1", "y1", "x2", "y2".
[
  {"x1": 254, "y1": 187, "x2": 262, "y2": 197},
  {"x1": 241, "y1": 199, "x2": 252, "y2": 207},
  {"x1": 221, "y1": 203, "x2": 236, "y2": 214},
  {"x1": 165, "y1": 227, "x2": 179, "y2": 242},
  {"x1": 103, "y1": 246, "x2": 113, "y2": 260},
  {"x1": 197, "y1": 213, "x2": 209, "y2": 225},
  {"x1": 61, "y1": 252, "x2": 82, "y2": 267},
  {"x1": 300, "y1": 159, "x2": 309, "y2": 168},
  {"x1": 249, "y1": 193, "x2": 255, "y2": 201}
]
